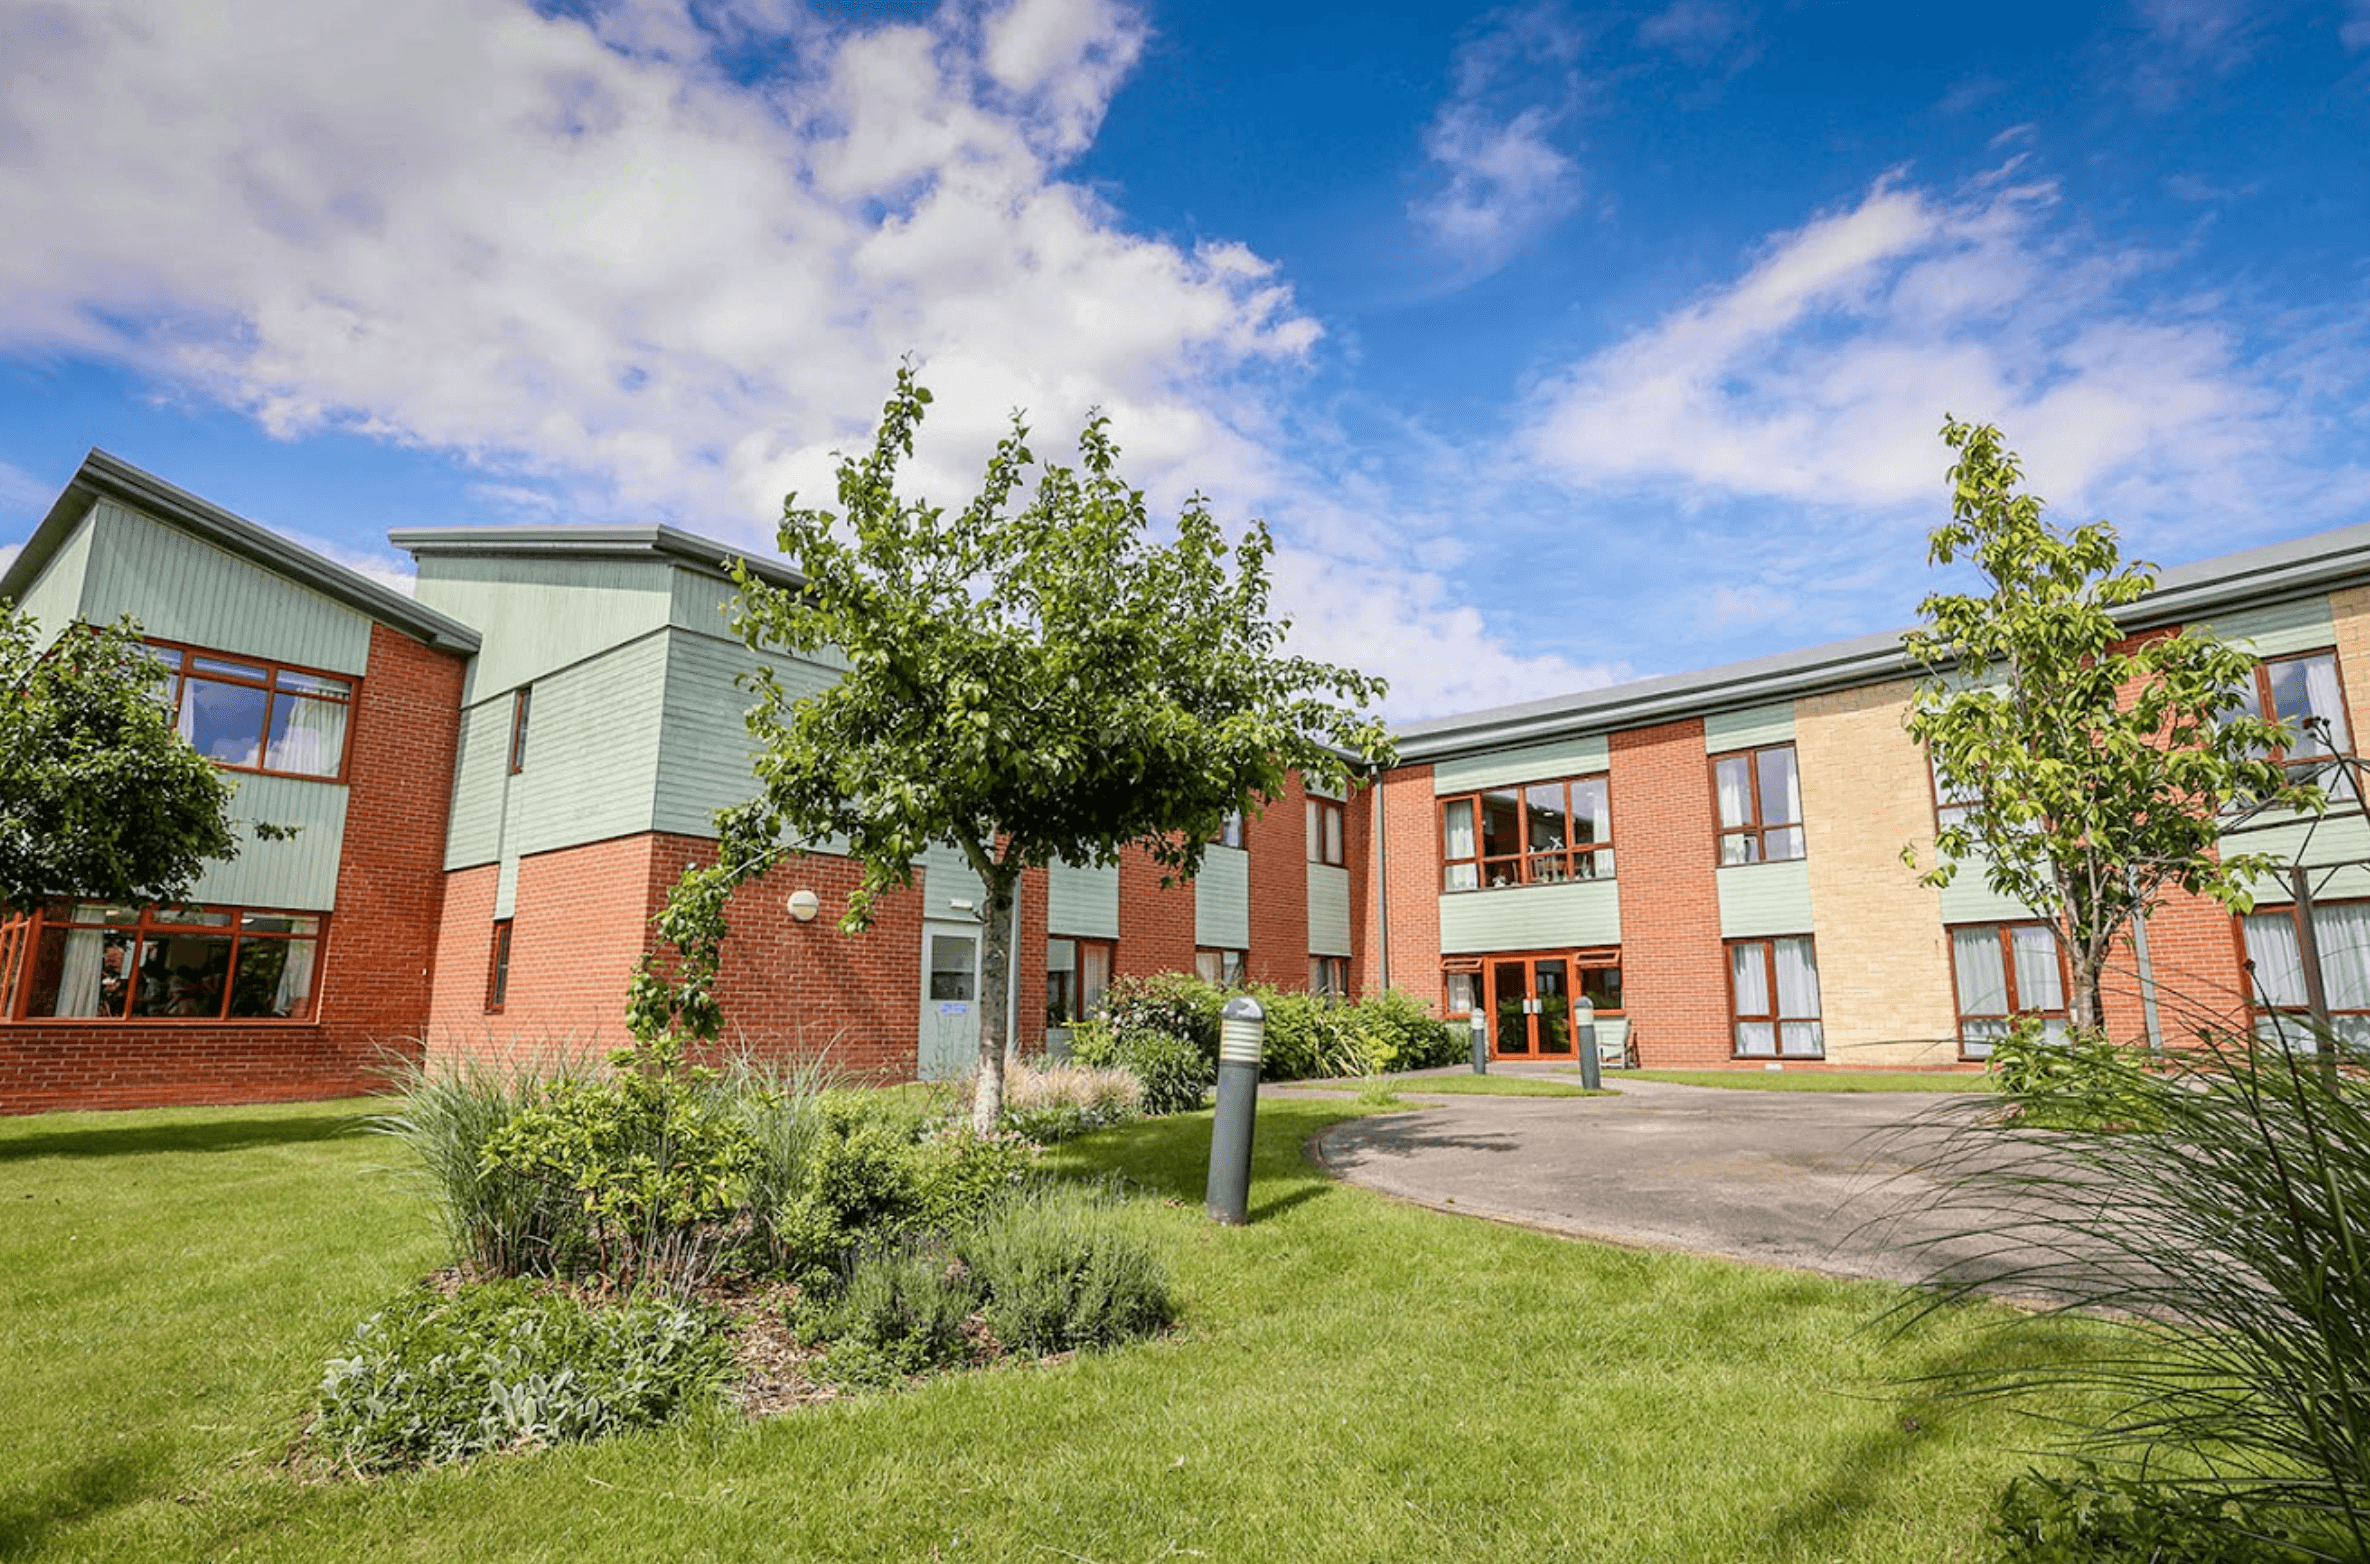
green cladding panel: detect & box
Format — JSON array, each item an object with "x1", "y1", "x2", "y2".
[
  {"x1": 443, "y1": 700, "x2": 515, "y2": 870},
  {"x1": 2237, "y1": 811, "x2": 2370, "y2": 905},
  {"x1": 1195, "y1": 847, "x2": 1250, "y2": 950},
  {"x1": 921, "y1": 843, "x2": 989, "y2": 919},
  {"x1": 1047, "y1": 860, "x2": 1120, "y2": 939},
  {"x1": 81, "y1": 501, "x2": 372, "y2": 673},
  {"x1": 2192, "y1": 597, "x2": 2337, "y2": 659},
  {"x1": 1715, "y1": 859, "x2": 1814, "y2": 937},
  {"x1": 188, "y1": 775, "x2": 349, "y2": 911},
  {"x1": 503, "y1": 635, "x2": 671, "y2": 859},
  {"x1": 14, "y1": 512, "x2": 95, "y2": 650},
  {"x1": 1703, "y1": 701, "x2": 1796, "y2": 753},
  {"x1": 1306, "y1": 863, "x2": 1352, "y2": 957},
  {"x1": 1433, "y1": 734, "x2": 1611, "y2": 794},
  {"x1": 1934, "y1": 862, "x2": 2043, "y2": 925},
  {"x1": 412, "y1": 556, "x2": 675, "y2": 703},
  {"x1": 1438, "y1": 881, "x2": 1620, "y2": 954},
  {"x1": 651, "y1": 631, "x2": 841, "y2": 841}
]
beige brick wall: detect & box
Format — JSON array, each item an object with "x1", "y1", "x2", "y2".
[
  {"x1": 2327, "y1": 586, "x2": 2370, "y2": 738},
  {"x1": 1797, "y1": 678, "x2": 1962, "y2": 1066}
]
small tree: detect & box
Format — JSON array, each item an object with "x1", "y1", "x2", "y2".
[
  {"x1": 1903, "y1": 418, "x2": 2313, "y2": 1035},
  {"x1": 633, "y1": 369, "x2": 1392, "y2": 1129},
  {"x1": 0, "y1": 609, "x2": 240, "y2": 914}
]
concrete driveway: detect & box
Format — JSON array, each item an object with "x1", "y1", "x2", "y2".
[{"x1": 1310, "y1": 1076, "x2": 2035, "y2": 1290}]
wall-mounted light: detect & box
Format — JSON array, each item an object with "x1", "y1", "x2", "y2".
[
  {"x1": 786, "y1": 889, "x2": 820, "y2": 923},
  {"x1": 948, "y1": 898, "x2": 975, "y2": 914}
]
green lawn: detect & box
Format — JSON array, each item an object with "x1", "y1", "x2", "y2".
[
  {"x1": 1292, "y1": 1074, "x2": 1615, "y2": 1098},
  {"x1": 1625, "y1": 1069, "x2": 1996, "y2": 1093},
  {"x1": 0, "y1": 1092, "x2": 2086, "y2": 1561}
]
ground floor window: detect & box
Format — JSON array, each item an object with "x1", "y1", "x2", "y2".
[
  {"x1": 487, "y1": 920, "x2": 514, "y2": 1013},
  {"x1": 1047, "y1": 936, "x2": 1114, "y2": 1025},
  {"x1": 1949, "y1": 922, "x2": 2069, "y2": 1060},
  {"x1": 1728, "y1": 936, "x2": 1822, "y2": 1058},
  {"x1": 2240, "y1": 900, "x2": 2370, "y2": 1053},
  {"x1": 1310, "y1": 955, "x2": 1349, "y2": 996},
  {"x1": 1195, "y1": 947, "x2": 1246, "y2": 987},
  {"x1": 6, "y1": 901, "x2": 324, "y2": 1022}
]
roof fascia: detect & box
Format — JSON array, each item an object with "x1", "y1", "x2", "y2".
[{"x1": 390, "y1": 524, "x2": 806, "y2": 594}]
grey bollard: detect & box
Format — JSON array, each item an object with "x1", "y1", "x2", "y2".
[
  {"x1": 1206, "y1": 996, "x2": 1266, "y2": 1226},
  {"x1": 1576, "y1": 997, "x2": 1602, "y2": 1091},
  {"x1": 1470, "y1": 1007, "x2": 1489, "y2": 1074}
]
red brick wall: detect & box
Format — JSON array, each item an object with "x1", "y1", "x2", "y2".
[
  {"x1": 1117, "y1": 841, "x2": 1198, "y2": 980},
  {"x1": 1, "y1": 623, "x2": 467, "y2": 1114},
  {"x1": 1246, "y1": 777, "x2": 1311, "y2": 987},
  {"x1": 1609, "y1": 720, "x2": 1732, "y2": 1067},
  {"x1": 1016, "y1": 864, "x2": 1050, "y2": 1058},
  {"x1": 1360, "y1": 764, "x2": 1443, "y2": 1008}
]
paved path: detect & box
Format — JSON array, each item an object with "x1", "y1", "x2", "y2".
[{"x1": 1309, "y1": 1077, "x2": 2035, "y2": 1290}]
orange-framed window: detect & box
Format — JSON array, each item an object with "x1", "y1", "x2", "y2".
[
  {"x1": 1209, "y1": 811, "x2": 1245, "y2": 849},
  {"x1": 1310, "y1": 955, "x2": 1349, "y2": 996},
  {"x1": 1727, "y1": 935, "x2": 1822, "y2": 1058},
  {"x1": 6, "y1": 900, "x2": 325, "y2": 1023},
  {"x1": 1047, "y1": 936, "x2": 1113, "y2": 1025},
  {"x1": 2233, "y1": 650, "x2": 2354, "y2": 797},
  {"x1": 1948, "y1": 922, "x2": 2070, "y2": 1060},
  {"x1": 1438, "y1": 775, "x2": 1613, "y2": 892},
  {"x1": 145, "y1": 640, "x2": 356, "y2": 782},
  {"x1": 1195, "y1": 947, "x2": 1245, "y2": 987},
  {"x1": 2239, "y1": 900, "x2": 2370, "y2": 1054},
  {"x1": 487, "y1": 920, "x2": 514, "y2": 1013},
  {"x1": 1305, "y1": 797, "x2": 1345, "y2": 866},
  {"x1": 1712, "y1": 744, "x2": 1804, "y2": 865}
]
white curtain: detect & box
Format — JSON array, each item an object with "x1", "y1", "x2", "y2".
[
  {"x1": 1761, "y1": 748, "x2": 1803, "y2": 826},
  {"x1": 1774, "y1": 936, "x2": 1823, "y2": 1056},
  {"x1": 2242, "y1": 913, "x2": 2307, "y2": 1008},
  {"x1": 267, "y1": 693, "x2": 347, "y2": 777},
  {"x1": 2009, "y1": 925, "x2": 2063, "y2": 1010},
  {"x1": 2315, "y1": 902, "x2": 2370, "y2": 1012},
  {"x1": 1952, "y1": 927, "x2": 2008, "y2": 1015},
  {"x1": 1442, "y1": 799, "x2": 1477, "y2": 889},
  {"x1": 49, "y1": 928, "x2": 105, "y2": 1017},
  {"x1": 1080, "y1": 943, "x2": 1111, "y2": 1015},
  {"x1": 1731, "y1": 943, "x2": 1774, "y2": 1056},
  {"x1": 2302, "y1": 656, "x2": 2349, "y2": 753},
  {"x1": 274, "y1": 938, "x2": 318, "y2": 1017},
  {"x1": 1715, "y1": 757, "x2": 1752, "y2": 830}
]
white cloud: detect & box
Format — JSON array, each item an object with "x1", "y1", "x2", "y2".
[
  {"x1": 0, "y1": 541, "x2": 20, "y2": 578},
  {"x1": 1521, "y1": 170, "x2": 2360, "y2": 558},
  {"x1": 0, "y1": 0, "x2": 1593, "y2": 719},
  {"x1": 0, "y1": 458, "x2": 52, "y2": 521},
  {"x1": 2344, "y1": 0, "x2": 2370, "y2": 48},
  {"x1": 1410, "y1": 6, "x2": 1587, "y2": 277}
]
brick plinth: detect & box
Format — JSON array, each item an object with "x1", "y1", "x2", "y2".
[
  {"x1": 1608, "y1": 720, "x2": 1731, "y2": 1067},
  {"x1": 1, "y1": 623, "x2": 467, "y2": 1114}
]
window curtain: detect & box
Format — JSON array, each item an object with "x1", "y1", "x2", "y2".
[
  {"x1": 50, "y1": 928, "x2": 105, "y2": 1017},
  {"x1": 1731, "y1": 943, "x2": 1774, "y2": 1055},
  {"x1": 274, "y1": 938, "x2": 319, "y2": 1018},
  {"x1": 2009, "y1": 925, "x2": 2063, "y2": 1010},
  {"x1": 1773, "y1": 936, "x2": 1823, "y2": 1056},
  {"x1": 1442, "y1": 800, "x2": 1474, "y2": 858},
  {"x1": 1714, "y1": 757, "x2": 1752, "y2": 830},
  {"x1": 1079, "y1": 943, "x2": 1111, "y2": 1016},
  {"x1": 268, "y1": 693, "x2": 347, "y2": 777},
  {"x1": 2301, "y1": 656, "x2": 2350, "y2": 753},
  {"x1": 1952, "y1": 927, "x2": 2008, "y2": 1015},
  {"x1": 1759, "y1": 749, "x2": 1802, "y2": 827},
  {"x1": 2242, "y1": 912, "x2": 2307, "y2": 1008}
]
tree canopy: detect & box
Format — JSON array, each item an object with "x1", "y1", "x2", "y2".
[
  {"x1": 0, "y1": 609, "x2": 240, "y2": 915},
  {"x1": 632, "y1": 368, "x2": 1394, "y2": 1128},
  {"x1": 1903, "y1": 418, "x2": 2313, "y2": 1035}
]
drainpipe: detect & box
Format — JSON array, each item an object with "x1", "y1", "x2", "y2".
[
  {"x1": 1373, "y1": 766, "x2": 1391, "y2": 992},
  {"x1": 2126, "y1": 869, "x2": 2165, "y2": 1059}
]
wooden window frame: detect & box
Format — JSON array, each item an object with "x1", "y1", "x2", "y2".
[
  {"x1": 143, "y1": 637, "x2": 359, "y2": 784},
  {"x1": 1710, "y1": 744, "x2": 1805, "y2": 866},
  {"x1": 1195, "y1": 946, "x2": 1246, "y2": 987},
  {"x1": 2242, "y1": 648, "x2": 2355, "y2": 789},
  {"x1": 1437, "y1": 774, "x2": 1615, "y2": 893},
  {"x1": 1309, "y1": 954, "x2": 1349, "y2": 996},
  {"x1": 508, "y1": 687, "x2": 533, "y2": 775},
  {"x1": 1724, "y1": 935, "x2": 1823, "y2": 1060},
  {"x1": 1948, "y1": 920, "x2": 2070, "y2": 1060},
  {"x1": 487, "y1": 919, "x2": 514, "y2": 1014},
  {"x1": 1046, "y1": 935, "x2": 1115, "y2": 1025},
  {"x1": 4, "y1": 900, "x2": 328, "y2": 1024},
  {"x1": 2236, "y1": 899, "x2": 2370, "y2": 1048},
  {"x1": 1306, "y1": 797, "x2": 1345, "y2": 866}
]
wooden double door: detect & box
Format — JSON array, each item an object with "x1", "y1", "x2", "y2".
[{"x1": 1481, "y1": 952, "x2": 1616, "y2": 1060}]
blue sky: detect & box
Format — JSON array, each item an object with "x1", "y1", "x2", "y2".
[{"x1": 2, "y1": 0, "x2": 2366, "y2": 717}]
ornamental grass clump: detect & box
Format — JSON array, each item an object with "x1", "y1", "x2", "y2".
[
  {"x1": 1897, "y1": 1023, "x2": 2370, "y2": 1561},
  {"x1": 368, "y1": 1049, "x2": 591, "y2": 1277},
  {"x1": 962, "y1": 1060, "x2": 1142, "y2": 1144}
]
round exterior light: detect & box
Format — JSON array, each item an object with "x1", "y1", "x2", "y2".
[{"x1": 786, "y1": 889, "x2": 820, "y2": 923}]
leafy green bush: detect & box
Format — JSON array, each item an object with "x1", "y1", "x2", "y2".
[
  {"x1": 1098, "y1": 972, "x2": 1224, "y2": 1060},
  {"x1": 1989, "y1": 1464, "x2": 2311, "y2": 1563},
  {"x1": 368, "y1": 1052, "x2": 591, "y2": 1277},
  {"x1": 312, "y1": 1281, "x2": 735, "y2": 1473},
  {"x1": 480, "y1": 1041, "x2": 760, "y2": 1282},
  {"x1": 1354, "y1": 988, "x2": 1464, "y2": 1072},
  {"x1": 963, "y1": 1189, "x2": 1176, "y2": 1355},
  {"x1": 1117, "y1": 1032, "x2": 1212, "y2": 1115},
  {"x1": 813, "y1": 1241, "x2": 983, "y2": 1388},
  {"x1": 1988, "y1": 1023, "x2": 2163, "y2": 1131}
]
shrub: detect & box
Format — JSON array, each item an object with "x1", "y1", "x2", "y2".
[
  {"x1": 969, "y1": 1061, "x2": 1142, "y2": 1144},
  {"x1": 368, "y1": 1053, "x2": 590, "y2": 1277},
  {"x1": 1989, "y1": 1465, "x2": 2311, "y2": 1563},
  {"x1": 1117, "y1": 1032, "x2": 1212, "y2": 1116},
  {"x1": 1987, "y1": 1024, "x2": 2164, "y2": 1131},
  {"x1": 1354, "y1": 988, "x2": 1463, "y2": 1072},
  {"x1": 963, "y1": 1189, "x2": 1176, "y2": 1355},
  {"x1": 479, "y1": 1040, "x2": 760, "y2": 1283},
  {"x1": 312, "y1": 1281, "x2": 736, "y2": 1474},
  {"x1": 1098, "y1": 972, "x2": 1224, "y2": 1062},
  {"x1": 812, "y1": 1240, "x2": 983, "y2": 1388}
]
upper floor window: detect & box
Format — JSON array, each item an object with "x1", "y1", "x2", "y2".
[
  {"x1": 148, "y1": 642, "x2": 353, "y2": 781},
  {"x1": 1306, "y1": 797, "x2": 1345, "y2": 866},
  {"x1": 1929, "y1": 749, "x2": 1980, "y2": 832},
  {"x1": 1439, "y1": 775, "x2": 1613, "y2": 891},
  {"x1": 2234, "y1": 651, "x2": 2353, "y2": 797},
  {"x1": 1713, "y1": 744, "x2": 1803, "y2": 865},
  {"x1": 8, "y1": 900, "x2": 324, "y2": 1023},
  {"x1": 1210, "y1": 811, "x2": 1244, "y2": 849},
  {"x1": 509, "y1": 686, "x2": 533, "y2": 774},
  {"x1": 1949, "y1": 922, "x2": 2068, "y2": 1060}
]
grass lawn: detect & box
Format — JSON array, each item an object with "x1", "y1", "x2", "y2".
[
  {"x1": 1625, "y1": 1069, "x2": 1996, "y2": 1093},
  {"x1": 1291, "y1": 1074, "x2": 1615, "y2": 1098},
  {"x1": 0, "y1": 1092, "x2": 2089, "y2": 1561}
]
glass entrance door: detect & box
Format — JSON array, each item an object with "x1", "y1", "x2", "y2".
[{"x1": 1488, "y1": 956, "x2": 1577, "y2": 1058}]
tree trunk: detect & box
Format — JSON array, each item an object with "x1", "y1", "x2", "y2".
[
  {"x1": 2071, "y1": 941, "x2": 2107, "y2": 1036},
  {"x1": 970, "y1": 866, "x2": 1017, "y2": 1134}
]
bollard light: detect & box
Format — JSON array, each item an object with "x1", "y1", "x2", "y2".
[
  {"x1": 1206, "y1": 996, "x2": 1266, "y2": 1225},
  {"x1": 1469, "y1": 1007, "x2": 1489, "y2": 1074},
  {"x1": 1576, "y1": 996, "x2": 1602, "y2": 1091}
]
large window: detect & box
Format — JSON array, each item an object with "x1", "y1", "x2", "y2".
[
  {"x1": 2241, "y1": 901, "x2": 2370, "y2": 1054},
  {"x1": 148, "y1": 642, "x2": 354, "y2": 780},
  {"x1": 1728, "y1": 936, "x2": 1822, "y2": 1058},
  {"x1": 1438, "y1": 775, "x2": 1613, "y2": 891},
  {"x1": 1195, "y1": 947, "x2": 1246, "y2": 987},
  {"x1": 1306, "y1": 797, "x2": 1345, "y2": 866},
  {"x1": 1949, "y1": 922, "x2": 2069, "y2": 1060},
  {"x1": 1713, "y1": 745, "x2": 1804, "y2": 865},
  {"x1": 2234, "y1": 650, "x2": 2353, "y2": 797},
  {"x1": 10, "y1": 901, "x2": 324, "y2": 1022},
  {"x1": 1047, "y1": 937, "x2": 1114, "y2": 1025}
]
